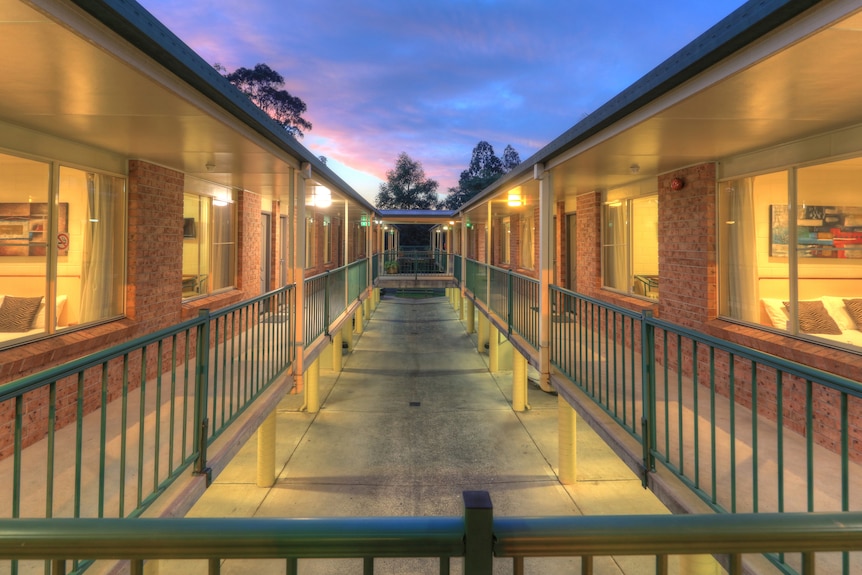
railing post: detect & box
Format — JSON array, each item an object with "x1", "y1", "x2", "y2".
[
  {"x1": 324, "y1": 270, "x2": 331, "y2": 335},
  {"x1": 463, "y1": 491, "x2": 493, "y2": 575},
  {"x1": 507, "y1": 270, "x2": 514, "y2": 335},
  {"x1": 194, "y1": 309, "x2": 212, "y2": 484},
  {"x1": 640, "y1": 309, "x2": 656, "y2": 486}
]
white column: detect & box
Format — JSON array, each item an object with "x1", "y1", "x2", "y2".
[{"x1": 537, "y1": 163, "x2": 553, "y2": 392}]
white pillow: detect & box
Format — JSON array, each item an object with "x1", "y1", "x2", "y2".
[
  {"x1": 821, "y1": 296, "x2": 858, "y2": 331},
  {"x1": 762, "y1": 298, "x2": 789, "y2": 330},
  {"x1": 32, "y1": 295, "x2": 68, "y2": 330}
]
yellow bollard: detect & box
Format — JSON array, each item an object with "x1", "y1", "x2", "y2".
[
  {"x1": 477, "y1": 313, "x2": 489, "y2": 353},
  {"x1": 355, "y1": 304, "x2": 364, "y2": 334},
  {"x1": 331, "y1": 330, "x2": 343, "y2": 372},
  {"x1": 512, "y1": 350, "x2": 528, "y2": 411},
  {"x1": 558, "y1": 395, "x2": 577, "y2": 484},
  {"x1": 456, "y1": 290, "x2": 463, "y2": 320},
  {"x1": 342, "y1": 318, "x2": 354, "y2": 352},
  {"x1": 466, "y1": 298, "x2": 475, "y2": 334},
  {"x1": 306, "y1": 357, "x2": 320, "y2": 413},
  {"x1": 364, "y1": 297, "x2": 371, "y2": 321},
  {"x1": 257, "y1": 410, "x2": 276, "y2": 487},
  {"x1": 488, "y1": 324, "x2": 499, "y2": 373}
]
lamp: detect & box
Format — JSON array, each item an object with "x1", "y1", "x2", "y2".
[
  {"x1": 507, "y1": 186, "x2": 524, "y2": 207},
  {"x1": 629, "y1": 163, "x2": 640, "y2": 174},
  {"x1": 311, "y1": 186, "x2": 332, "y2": 208}
]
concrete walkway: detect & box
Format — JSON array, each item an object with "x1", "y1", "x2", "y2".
[{"x1": 157, "y1": 293, "x2": 675, "y2": 575}]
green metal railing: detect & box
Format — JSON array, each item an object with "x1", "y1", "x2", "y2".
[
  {"x1": 304, "y1": 262, "x2": 369, "y2": 347},
  {"x1": 0, "y1": 286, "x2": 295, "y2": 574},
  {"x1": 2, "y1": 491, "x2": 861, "y2": 575},
  {"x1": 380, "y1": 250, "x2": 453, "y2": 276},
  {"x1": 474, "y1": 262, "x2": 541, "y2": 349},
  {"x1": 548, "y1": 285, "x2": 862, "y2": 575}
]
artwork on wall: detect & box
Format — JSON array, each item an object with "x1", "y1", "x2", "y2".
[
  {"x1": 770, "y1": 205, "x2": 862, "y2": 258},
  {"x1": 0, "y1": 203, "x2": 69, "y2": 257}
]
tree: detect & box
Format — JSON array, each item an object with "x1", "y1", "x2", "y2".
[
  {"x1": 215, "y1": 63, "x2": 312, "y2": 138},
  {"x1": 375, "y1": 152, "x2": 440, "y2": 210},
  {"x1": 443, "y1": 141, "x2": 521, "y2": 209},
  {"x1": 501, "y1": 145, "x2": 521, "y2": 172}
]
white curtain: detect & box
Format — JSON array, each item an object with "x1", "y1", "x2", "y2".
[
  {"x1": 726, "y1": 178, "x2": 760, "y2": 322},
  {"x1": 603, "y1": 203, "x2": 628, "y2": 290},
  {"x1": 80, "y1": 173, "x2": 119, "y2": 322}
]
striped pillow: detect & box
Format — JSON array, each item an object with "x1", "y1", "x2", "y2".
[
  {"x1": 844, "y1": 299, "x2": 862, "y2": 330},
  {"x1": 783, "y1": 300, "x2": 842, "y2": 335},
  {"x1": 0, "y1": 296, "x2": 44, "y2": 332}
]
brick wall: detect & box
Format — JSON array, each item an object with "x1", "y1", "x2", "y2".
[
  {"x1": 237, "y1": 189, "x2": 261, "y2": 296},
  {"x1": 576, "y1": 191, "x2": 602, "y2": 297},
  {"x1": 658, "y1": 163, "x2": 717, "y2": 329},
  {"x1": 128, "y1": 160, "x2": 184, "y2": 331}
]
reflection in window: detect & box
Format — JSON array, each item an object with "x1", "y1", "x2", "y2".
[
  {"x1": 182, "y1": 189, "x2": 235, "y2": 298},
  {"x1": 0, "y1": 154, "x2": 125, "y2": 348},
  {"x1": 520, "y1": 214, "x2": 534, "y2": 270},
  {"x1": 602, "y1": 193, "x2": 659, "y2": 298},
  {"x1": 501, "y1": 218, "x2": 511, "y2": 265},
  {"x1": 719, "y1": 158, "x2": 861, "y2": 350}
]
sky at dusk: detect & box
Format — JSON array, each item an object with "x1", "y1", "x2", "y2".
[{"x1": 138, "y1": 0, "x2": 747, "y2": 203}]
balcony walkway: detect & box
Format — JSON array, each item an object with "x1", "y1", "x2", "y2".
[{"x1": 157, "y1": 292, "x2": 673, "y2": 575}]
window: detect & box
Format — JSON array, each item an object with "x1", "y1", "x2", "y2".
[
  {"x1": 602, "y1": 190, "x2": 659, "y2": 298},
  {"x1": 519, "y1": 214, "x2": 534, "y2": 270},
  {"x1": 500, "y1": 217, "x2": 511, "y2": 265},
  {"x1": 719, "y1": 158, "x2": 862, "y2": 350},
  {"x1": 0, "y1": 153, "x2": 126, "y2": 346},
  {"x1": 305, "y1": 215, "x2": 316, "y2": 269},
  {"x1": 182, "y1": 183, "x2": 236, "y2": 298},
  {"x1": 323, "y1": 216, "x2": 332, "y2": 264}
]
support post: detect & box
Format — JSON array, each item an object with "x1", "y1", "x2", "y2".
[
  {"x1": 355, "y1": 303, "x2": 364, "y2": 334},
  {"x1": 488, "y1": 323, "x2": 499, "y2": 373},
  {"x1": 512, "y1": 350, "x2": 528, "y2": 412},
  {"x1": 558, "y1": 395, "x2": 577, "y2": 484},
  {"x1": 256, "y1": 410, "x2": 276, "y2": 487},
  {"x1": 537, "y1": 163, "x2": 554, "y2": 392},
  {"x1": 463, "y1": 491, "x2": 493, "y2": 575},
  {"x1": 466, "y1": 298, "x2": 475, "y2": 334},
  {"x1": 477, "y1": 314, "x2": 489, "y2": 353},
  {"x1": 331, "y1": 330, "x2": 343, "y2": 372},
  {"x1": 342, "y1": 318, "x2": 354, "y2": 352},
  {"x1": 305, "y1": 357, "x2": 320, "y2": 413}
]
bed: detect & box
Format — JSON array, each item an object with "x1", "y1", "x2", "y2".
[
  {"x1": 0, "y1": 294, "x2": 68, "y2": 344},
  {"x1": 761, "y1": 296, "x2": 862, "y2": 348}
]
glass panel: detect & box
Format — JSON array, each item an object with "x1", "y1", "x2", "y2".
[
  {"x1": 631, "y1": 196, "x2": 658, "y2": 299},
  {"x1": 323, "y1": 216, "x2": 332, "y2": 264},
  {"x1": 211, "y1": 200, "x2": 235, "y2": 291},
  {"x1": 795, "y1": 159, "x2": 862, "y2": 348},
  {"x1": 602, "y1": 201, "x2": 628, "y2": 291},
  {"x1": 61, "y1": 167, "x2": 125, "y2": 325},
  {"x1": 0, "y1": 153, "x2": 50, "y2": 342},
  {"x1": 520, "y1": 214, "x2": 534, "y2": 270},
  {"x1": 719, "y1": 171, "x2": 790, "y2": 328}
]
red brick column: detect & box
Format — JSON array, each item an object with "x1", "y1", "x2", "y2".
[
  {"x1": 127, "y1": 160, "x2": 184, "y2": 331},
  {"x1": 576, "y1": 191, "x2": 602, "y2": 298},
  {"x1": 658, "y1": 163, "x2": 717, "y2": 329},
  {"x1": 237, "y1": 189, "x2": 261, "y2": 297}
]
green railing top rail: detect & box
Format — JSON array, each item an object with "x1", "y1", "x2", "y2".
[
  {"x1": 0, "y1": 285, "x2": 294, "y2": 401},
  {"x1": 1, "y1": 510, "x2": 861, "y2": 563},
  {"x1": 550, "y1": 283, "x2": 862, "y2": 397}
]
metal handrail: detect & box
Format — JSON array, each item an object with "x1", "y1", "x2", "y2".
[{"x1": 2, "y1": 493, "x2": 862, "y2": 575}]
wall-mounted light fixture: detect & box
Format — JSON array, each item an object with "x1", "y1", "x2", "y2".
[
  {"x1": 507, "y1": 186, "x2": 524, "y2": 207},
  {"x1": 310, "y1": 186, "x2": 332, "y2": 208}
]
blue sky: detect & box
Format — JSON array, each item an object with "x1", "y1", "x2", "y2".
[{"x1": 138, "y1": 0, "x2": 747, "y2": 202}]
